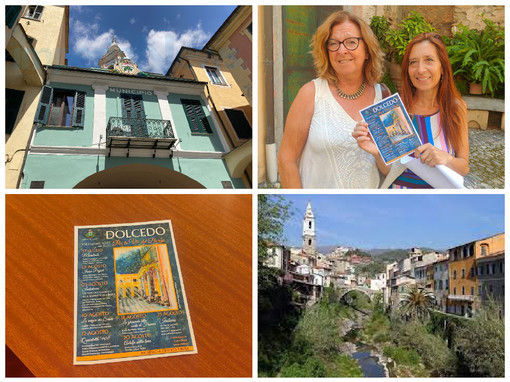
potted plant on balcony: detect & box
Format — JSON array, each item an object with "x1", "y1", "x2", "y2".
[
  {"x1": 370, "y1": 12, "x2": 436, "y2": 92},
  {"x1": 446, "y1": 17, "x2": 505, "y2": 97}
]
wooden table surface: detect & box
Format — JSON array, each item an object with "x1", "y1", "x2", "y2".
[{"x1": 6, "y1": 194, "x2": 252, "y2": 377}]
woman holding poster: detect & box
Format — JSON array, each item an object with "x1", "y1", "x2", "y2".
[
  {"x1": 354, "y1": 33, "x2": 469, "y2": 188},
  {"x1": 278, "y1": 11, "x2": 389, "y2": 188}
]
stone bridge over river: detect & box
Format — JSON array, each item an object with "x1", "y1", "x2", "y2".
[{"x1": 336, "y1": 286, "x2": 377, "y2": 302}]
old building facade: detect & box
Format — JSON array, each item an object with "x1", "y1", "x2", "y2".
[{"x1": 6, "y1": 5, "x2": 69, "y2": 188}]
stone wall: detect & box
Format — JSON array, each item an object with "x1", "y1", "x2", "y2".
[{"x1": 357, "y1": 5, "x2": 504, "y2": 37}]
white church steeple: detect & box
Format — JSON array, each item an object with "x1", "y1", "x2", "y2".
[{"x1": 302, "y1": 201, "x2": 316, "y2": 255}]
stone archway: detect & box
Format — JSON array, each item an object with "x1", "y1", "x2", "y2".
[
  {"x1": 73, "y1": 164, "x2": 206, "y2": 188},
  {"x1": 338, "y1": 288, "x2": 374, "y2": 302}
]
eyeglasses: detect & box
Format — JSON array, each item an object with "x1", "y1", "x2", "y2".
[{"x1": 326, "y1": 37, "x2": 363, "y2": 52}]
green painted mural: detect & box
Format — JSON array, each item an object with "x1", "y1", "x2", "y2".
[{"x1": 282, "y1": 6, "x2": 343, "y2": 119}]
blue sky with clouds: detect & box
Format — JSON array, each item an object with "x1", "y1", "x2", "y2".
[
  {"x1": 273, "y1": 194, "x2": 504, "y2": 250},
  {"x1": 68, "y1": 6, "x2": 237, "y2": 74}
]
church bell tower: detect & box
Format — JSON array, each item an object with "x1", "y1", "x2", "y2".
[
  {"x1": 302, "y1": 201, "x2": 316, "y2": 255},
  {"x1": 98, "y1": 36, "x2": 141, "y2": 75}
]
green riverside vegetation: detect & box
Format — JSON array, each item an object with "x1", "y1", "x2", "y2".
[{"x1": 258, "y1": 196, "x2": 504, "y2": 378}]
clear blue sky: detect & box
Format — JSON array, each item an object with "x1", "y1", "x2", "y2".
[
  {"x1": 276, "y1": 194, "x2": 504, "y2": 250},
  {"x1": 68, "y1": 6, "x2": 237, "y2": 74}
]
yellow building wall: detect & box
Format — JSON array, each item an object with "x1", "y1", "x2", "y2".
[
  {"x1": 19, "y1": 5, "x2": 67, "y2": 65},
  {"x1": 187, "y1": 57, "x2": 251, "y2": 148},
  {"x1": 5, "y1": 62, "x2": 43, "y2": 189},
  {"x1": 475, "y1": 233, "x2": 505, "y2": 258},
  {"x1": 448, "y1": 233, "x2": 504, "y2": 312},
  {"x1": 6, "y1": 5, "x2": 68, "y2": 188},
  {"x1": 449, "y1": 257, "x2": 476, "y2": 297}
]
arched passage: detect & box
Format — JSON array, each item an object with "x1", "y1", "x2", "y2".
[
  {"x1": 73, "y1": 164, "x2": 206, "y2": 188},
  {"x1": 338, "y1": 288, "x2": 374, "y2": 302}
]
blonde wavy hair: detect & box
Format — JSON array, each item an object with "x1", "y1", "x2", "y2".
[{"x1": 311, "y1": 11, "x2": 385, "y2": 86}]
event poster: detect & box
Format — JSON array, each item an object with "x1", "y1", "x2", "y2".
[
  {"x1": 74, "y1": 220, "x2": 197, "y2": 364},
  {"x1": 360, "y1": 93, "x2": 422, "y2": 165}
]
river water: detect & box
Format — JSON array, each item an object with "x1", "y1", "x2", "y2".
[{"x1": 344, "y1": 328, "x2": 390, "y2": 378}]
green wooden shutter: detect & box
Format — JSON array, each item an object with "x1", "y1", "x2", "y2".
[
  {"x1": 6, "y1": 6, "x2": 22, "y2": 28},
  {"x1": 181, "y1": 99, "x2": 212, "y2": 134},
  {"x1": 34, "y1": 85, "x2": 53, "y2": 124},
  {"x1": 71, "y1": 91, "x2": 86, "y2": 127},
  {"x1": 121, "y1": 95, "x2": 133, "y2": 119}
]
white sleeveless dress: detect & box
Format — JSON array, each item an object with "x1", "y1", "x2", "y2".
[{"x1": 298, "y1": 78, "x2": 382, "y2": 189}]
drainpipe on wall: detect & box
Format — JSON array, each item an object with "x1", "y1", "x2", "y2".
[
  {"x1": 15, "y1": 121, "x2": 37, "y2": 189},
  {"x1": 263, "y1": 6, "x2": 278, "y2": 184}
]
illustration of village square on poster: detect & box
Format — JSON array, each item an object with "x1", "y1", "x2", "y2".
[
  {"x1": 74, "y1": 220, "x2": 197, "y2": 364},
  {"x1": 360, "y1": 93, "x2": 422, "y2": 165}
]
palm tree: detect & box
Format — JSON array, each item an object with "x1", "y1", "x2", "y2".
[{"x1": 398, "y1": 284, "x2": 435, "y2": 321}]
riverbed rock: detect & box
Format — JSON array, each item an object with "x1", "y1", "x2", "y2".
[{"x1": 337, "y1": 342, "x2": 357, "y2": 354}]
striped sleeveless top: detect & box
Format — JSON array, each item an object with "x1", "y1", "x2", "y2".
[{"x1": 391, "y1": 111, "x2": 452, "y2": 189}]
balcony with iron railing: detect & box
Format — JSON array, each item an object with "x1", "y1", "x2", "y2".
[
  {"x1": 447, "y1": 294, "x2": 476, "y2": 302},
  {"x1": 106, "y1": 117, "x2": 178, "y2": 156}
]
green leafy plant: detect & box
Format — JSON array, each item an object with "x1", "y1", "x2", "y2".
[
  {"x1": 384, "y1": 12, "x2": 436, "y2": 64},
  {"x1": 370, "y1": 15, "x2": 391, "y2": 52},
  {"x1": 446, "y1": 17, "x2": 505, "y2": 96}
]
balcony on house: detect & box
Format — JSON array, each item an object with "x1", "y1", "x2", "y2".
[
  {"x1": 106, "y1": 117, "x2": 178, "y2": 156},
  {"x1": 447, "y1": 294, "x2": 476, "y2": 302}
]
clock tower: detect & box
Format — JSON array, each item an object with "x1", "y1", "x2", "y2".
[{"x1": 302, "y1": 201, "x2": 316, "y2": 255}]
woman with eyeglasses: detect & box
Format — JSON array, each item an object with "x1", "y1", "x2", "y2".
[
  {"x1": 277, "y1": 10, "x2": 388, "y2": 188},
  {"x1": 354, "y1": 33, "x2": 469, "y2": 188}
]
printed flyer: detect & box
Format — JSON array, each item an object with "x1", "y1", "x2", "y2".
[
  {"x1": 360, "y1": 93, "x2": 422, "y2": 165},
  {"x1": 74, "y1": 220, "x2": 197, "y2": 365}
]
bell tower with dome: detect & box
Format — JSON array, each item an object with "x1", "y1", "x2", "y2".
[
  {"x1": 98, "y1": 36, "x2": 141, "y2": 75},
  {"x1": 98, "y1": 36, "x2": 125, "y2": 69}
]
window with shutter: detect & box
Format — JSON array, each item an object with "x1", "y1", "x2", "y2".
[
  {"x1": 6, "y1": 6, "x2": 22, "y2": 28},
  {"x1": 34, "y1": 85, "x2": 53, "y2": 124},
  {"x1": 23, "y1": 6, "x2": 44, "y2": 21},
  {"x1": 204, "y1": 66, "x2": 226, "y2": 86},
  {"x1": 225, "y1": 108, "x2": 252, "y2": 139},
  {"x1": 120, "y1": 94, "x2": 147, "y2": 136},
  {"x1": 48, "y1": 90, "x2": 75, "y2": 126},
  {"x1": 72, "y1": 91, "x2": 86, "y2": 127},
  {"x1": 181, "y1": 99, "x2": 213, "y2": 134},
  {"x1": 34, "y1": 86, "x2": 86, "y2": 127}
]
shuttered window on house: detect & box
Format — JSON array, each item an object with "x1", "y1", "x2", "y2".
[
  {"x1": 121, "y1": 94, "x2": 145, "y2": 119},
  {"x1": 181, "y1": 99, "x2": 213, "y2": 134},
  {"x1": 224, "y1": 108, "x2": 252, "y2": 139},
  {"x1": 6, "y1": 6, "x2": 22, "y2": 28},
  {"x1": 120, "y1": 94, "x2": 147, "y2": 136},
  {"x1": 34, "y1": 85, "x2": 86, "y2": 127}
]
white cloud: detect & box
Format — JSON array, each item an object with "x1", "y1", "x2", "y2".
[
  {"x1": 140, "y1": 24, "x2": 210, "y2": 74},
  {"x1": 130, "y1": 17, "x2": 136, "y2": 25},
  {"x1": 72, "y1": 6, "x2": 85, "y2": 13},
  {"x1": 71, "y1": 19, "x2": 112, "y2": 65},
  {"x1": 117, "y1": 38, "x2": 138, "y2": 63},
  {"x1": 70, "y1": 18, "x2": 138, "y2": 66}
]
